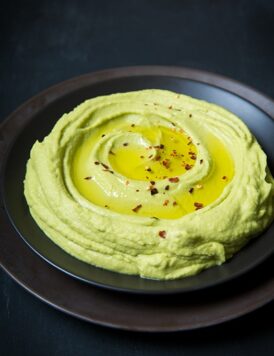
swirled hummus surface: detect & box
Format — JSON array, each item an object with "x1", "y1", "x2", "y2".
[{"x1": 24, "y1": 90, "x2": 274, "y2": 280}]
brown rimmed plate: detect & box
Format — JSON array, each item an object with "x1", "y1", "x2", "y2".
[{"x1": 0, "y1": 66, "x2": 274, "y2": 330}]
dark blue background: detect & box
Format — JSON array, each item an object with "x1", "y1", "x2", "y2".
[{"x1": 1, "y1": 0, "x2": 274, "y2": 354}]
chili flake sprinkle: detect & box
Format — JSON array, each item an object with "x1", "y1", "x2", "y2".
[
  {"x1": 150, "y1": 181, "x2": 155, "y2": 185},
  {"x1": 103, "y1": 169, "x2": 114, "y2": 174},
  {"x1": 173, "y1": 201, "x2": 178, "y2": 206},
  {"x1": 123, "y1": 142, "x2": 129, "y2": 147},
  {"x1": 150, "y1": 188, "x2": 159, "y2": 195},
  {"x1": 132, "y1": 204, "x2": 142, "y2": 213},
  {"x1": 94, "y1": 161, "x2": 100, "y2": 165},
  {"x1": 189, "y1": 187, "x2": 194, "y2": 193},
  {"x1": 165, "y1": 185, "x2": 170, "y2": 191},
  {"x1": 200, "y1": 159, "x2": 204, "y2": 164},
  {"x1": 131, "y1": 124, "x2": 135, "y2": 127},
  {"x1": 168, "y1": 177, "x2": 179, "y2": 183},
  {"x1": 194, "y1": 202, "x2": 204, "y2": 210},
  {"x1": 185, "y1": 164, "x2": 192, "y2": 170},
  {"x1": 101, "y1": 134, "x2": 105, "y2": 138},
  {"x1": 222, "y1": 176, "x2": 228, "y2": 180},
  {"x1": 163, "y1": 199, "x2": 169, "y2": 206},
  {"x1": 158, "y1": 230, "x2": 166, "y2": 238},
  {"x1": 84, "y1": 176, "x2": 92, "y2": 180},
  {"x1": 101, "y1": 163, "x2": 109, "y2": 170}
]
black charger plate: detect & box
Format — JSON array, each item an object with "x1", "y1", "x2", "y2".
[{"x1": 1, "y1": 66, "x2": 273, "y2": 294}]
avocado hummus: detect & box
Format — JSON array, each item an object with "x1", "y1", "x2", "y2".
[{"x1": 24, "y1": 90, "x2": 274, "y2": 280}]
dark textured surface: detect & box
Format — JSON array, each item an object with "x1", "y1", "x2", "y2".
[{"x1": 1, "y1": 0, "x2": 274, "y2": 354}]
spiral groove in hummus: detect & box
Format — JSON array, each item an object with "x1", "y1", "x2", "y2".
[{"x1": 24, "y1": 90, "x2": 274, "y2": 280}]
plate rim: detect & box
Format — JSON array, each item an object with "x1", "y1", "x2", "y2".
[{"x1": 0, "y1": 66, "x2": 274, "y2": 331}]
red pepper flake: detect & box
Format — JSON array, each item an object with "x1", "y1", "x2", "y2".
[
  {"x1": 185, "y1": 164, "x2": 192, "y2": 170},
  {"x1": 145, "y1": 167, "x2": 152, "y2": 172},
  {"x1": 159, "y1": 230, "x2": 166, "y2": 238},
  {"x1": 222, "y1": 176, "x2": 227, "y2": 180},
  {"x1": 170, "y1": 149, "x2": 178, "y2": 157},
  {"x1": 189, "y1": 114, "x2": 192, "y2": 118},
  {"x1": 104, "y1": 205, "x2": 109, "y2": 208},
  {"x1": 190, "y1": 154, "x2": 197, "y2": 160},
  {"x1": 194, "y1": 202, "x2": 204, "y2": 210},
  {"x1": 189, "y1": 187, "x2": 194, "y2": 193},
  {"x1": 131, "y1": 124, "x2": 135, "y2": 127},
  {"x1": 168, "y1": 177, "x2": 179, "y2": 183},
  {"x1": 148, "y1": 154, "x2": 153, "y2": 159},
  {"x1": 84, "y1": 176, "x2": 92, "y2": 180},
  {"x1": 94, "y1": 161, "x2": 100, "y2": 165},
  {"x1": 162, "y1": 159, "x2": 170, "y2": 168},
  {"x1": 132, "y1": 204, "x2": 142, "y2": 213},
  {"x1": 150, "y1": 188, "x2": 159, "y2": 195},
  {"x1": 163, "y1": 199, "x2": 169, "y2": 206},
  {"x1": 173, "y1": 201, "x2": 178, "y2": 206},
  {"x1": 168, "y1": 105, "x2": 173, "y2": 109},
  {"x1": 101, "y1": 134, "x2": 105, "y2": 138},
  {"x1": 140, "y1": 155, "x2": 144, "y2": 159},
  {"x1": 150, "y1": 181, "x2": 155, "y2": 185},
  {"x1": 155, "y1": 155, "x2": 161, "y2": 161},
  {"x1": 187, "y1": 137, "x2": 193, "y2": 145},
  {"x1": 103, "y1": 169, "x2": 114, "y2": 174},
  {"x1": 123, "y1": 143, "x2": 129, "y2": 146},
  {"x1": 200, "y1": 159, "x2": 204, "y2": 164},
  {"x1": 160, "y1": 144, "x2": 165, "y2": 149},
  {"x1": 101, "y1": 163, "x2": 109, "y2": 170},
  {"x1": 165, "y1": 185, "x2": 170, "y2": 191},
  {"x1": 136, "y1": 189, "x2": 139, "y2": 192}
]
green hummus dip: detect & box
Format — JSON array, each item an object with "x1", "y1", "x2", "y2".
[{"x1": 24, "y1": 90, "x2": 274, "y2": 280}]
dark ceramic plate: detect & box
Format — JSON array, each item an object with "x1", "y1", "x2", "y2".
[{"x1": 1, "y1": 66, "x2": 274, "y2": 295}]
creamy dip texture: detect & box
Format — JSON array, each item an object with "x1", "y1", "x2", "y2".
[{"x1": 24, "y1": 90, "x2": 274, "y2": 280}]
